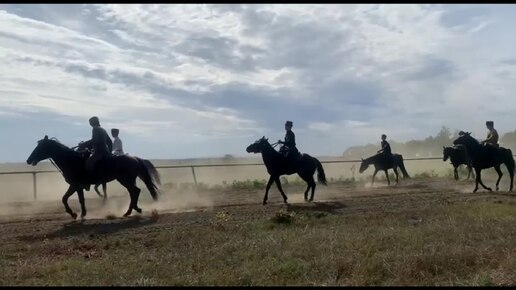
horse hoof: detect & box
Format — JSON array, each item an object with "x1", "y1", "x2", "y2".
[
  {"x1": 283, "y1": 200, "x2": 288, "y2": 204},
  {"x1": 262, "y1": 201, "x2": 267, "y2": 205},
  {"x1": 71, "y1": 212, "x2": 77, "y2": 220},
  {"x1": 309, "y1": 198, "x2": 314, "y2": 202},
  {"x1": 135, "y1": 208, "x2": 142, "y2": 214}
]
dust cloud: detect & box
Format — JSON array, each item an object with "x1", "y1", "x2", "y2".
[{"x1": 0, "y1": 156, "x2": 508, "y2": 219}]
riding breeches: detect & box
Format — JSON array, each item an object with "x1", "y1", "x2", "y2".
[{"x1": 86, "y1": 153, "x2": 106, "y2": 171}]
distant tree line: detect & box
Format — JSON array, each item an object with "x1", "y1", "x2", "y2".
[{"x1": 342, "y1": 126, "x2": 516, "y2": 159}]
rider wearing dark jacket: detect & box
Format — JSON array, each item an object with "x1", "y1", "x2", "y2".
[
  {"x1": 278, "y1": 120, "x2": 299, "y2": 158},
  {"x1": 82, "y1": 116, "x2": 113, "y2": 171},
  {"x1": 378, "y1": 134, "x2": 392, "y2": 156}
]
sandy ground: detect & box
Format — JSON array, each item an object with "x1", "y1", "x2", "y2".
[{"x1": 0, "y1": 175, "x2": 514, "y2": 243}]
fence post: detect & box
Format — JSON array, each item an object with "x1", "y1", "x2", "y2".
[
  {"x1": 191, "y1": 166, "x2": 198, "y2": 187},
  {"x1": 32, "y1": 172, "x2": 37, "y2": 201}
]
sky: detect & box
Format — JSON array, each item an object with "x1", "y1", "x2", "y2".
[{"x1": 1, "y1": 4, "x2": 516, "y2": 163}]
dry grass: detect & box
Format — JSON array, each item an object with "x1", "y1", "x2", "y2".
[{"x1": 0, "y1": 197, "x2": 514, "y2": 286}]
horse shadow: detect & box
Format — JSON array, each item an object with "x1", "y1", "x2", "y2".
[
  {"x1": 285, "y1": 200, "x2": 347, "y2": 215},
  {"x1": 18, "y1": 216, "x2": 158, "y2": 242}
]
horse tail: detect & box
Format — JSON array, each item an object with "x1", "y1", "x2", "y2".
[
  {"x1": 137, "y1": 158, "x2": 160, "y2": 201},
  {"x1": 314, "y1": 158, "x2": 327, "y2": 185},
  {"x1": 397, "y1": 154, "x2": 410, "y2": 179}
]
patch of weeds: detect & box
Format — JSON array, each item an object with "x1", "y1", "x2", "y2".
[{"x1": 271, "y1": 208, "x2": 296, "y2": 225}]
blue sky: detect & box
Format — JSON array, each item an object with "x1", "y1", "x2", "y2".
[{"x1": 2, "y1": 4, "x2": 516, "y2": 162}]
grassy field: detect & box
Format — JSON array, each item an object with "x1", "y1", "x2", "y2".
[{"x1": 0, "y1": 177, "x2": 514, "y2": 286}]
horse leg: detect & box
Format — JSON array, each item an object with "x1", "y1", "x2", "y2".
[
  {"x1": 494, "y1": 165, "x2": 503, "y2": 191},
  {"x1": 454, "y1": 166, "x2": 459, "y2": 180},
  {"x1": 307, "y1": 175, "x2": 316, "y2": 202},
  {"x1": 371, "y1": 169, "x2": 379, "y2": 186},
  {"x1": 131, "y1": 185, "x2": 142, "y2": 213},
  {"x1": 117, "y1": 178, "x2": 136, "y2": 217},
  {"x1": 77, "y1": 188, "x2": 87, "y2": 220},
  {"x1": 263, "y1": 176, "x2": 275, "y2": 205},
  {"x1": 102, "y1": 183, "x2": 107, "y2": 202},
  {"x1": 299, "y1": 173, "x2": 316, "y2": 202},
  {"x1": 299, "y1": 175, "x2": 312, "y2": 201},
  {"x1": 62, "y1": 185, "x2": 78, "y2": 219},
  {"x1": 384, "y1": 170, "x2": 390, "y2": 186},
  {"x1": 393, "y1": 167, "x2": 399, "y2": 184},
  {"x1": 475, "y1": 169, "x2": 492, "y2": 192},
  {"x1": 94, "y1": 184, "x2": 102, "y2": 197},
  {"x1": 274, "y1": 177, "x2": 288, "y2": 204}
]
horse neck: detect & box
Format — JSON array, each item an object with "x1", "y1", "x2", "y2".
[
  {"x1": 260, "y1": 142, "x2": 281, "y2": 163},
  {"x1": 461, "y1": 139, "x2": 482, "y2": 156},
  {"x1": 365, "y1": 155, "x2": 376, "y2": 165},
  {"x1": 47, "y1": 143, "x2": 78, "y2": 171}
]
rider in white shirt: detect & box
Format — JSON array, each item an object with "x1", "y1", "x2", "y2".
[{"x1": 111, "y1": 128, "x2": 124, "y2": 156}]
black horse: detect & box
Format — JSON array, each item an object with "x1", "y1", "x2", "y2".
[
  {"x1": 442, "y1": 145, "x2": 474, "y2": 180},
  {"x1": 27, "y1": 135, "x2": 161, "y2": 219},
  {"x1": 453, "y1": 132, "x2": 514, "y2": 192},
  {"x1": 246, "y1": 137, "x2": 327, "y2": 205},
  {"x1": 359, "y1": 153, "x2": 410, "y2": 186}
]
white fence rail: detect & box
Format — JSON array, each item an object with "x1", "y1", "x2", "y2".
[{"x1": 0, "y1": 157, "x2": 449, "y2": 201}]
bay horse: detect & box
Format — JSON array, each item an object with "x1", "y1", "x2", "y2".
[
  {"x1": 442, "y1": 145, "x2": 474, "y2": 180},
  {"x1": 246, "y1": 137, "x2": 327, "y2": 205},
  {"x1": 27, "y1": 135, "x2": 161, "y2": 219},
  {"x1": 359, "y1": 153, "x2": 410, "y2": 186},
  {"x1": 453, "y1": 132, "x2": 514, "y2": 192}
]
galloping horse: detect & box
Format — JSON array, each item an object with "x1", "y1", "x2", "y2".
[
  {"x1": 246, "y1": 137, "x2": 327, "y2": 205},
  {"x1": 359, "y1": 153, "x2": 410, "y2": 186},
  {"x1": 27, "y1": 135, "x2": 161, "y2": 219},
  {"x1": 442, "y1": 145, "x2": 474, "y2": 180},
  {"x1": 453, "y1": 132, "x2": 514, "y2": 192}
]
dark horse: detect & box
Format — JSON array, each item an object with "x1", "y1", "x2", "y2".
[
  {"x1": 442, "y1": 145, "x2": 474, "y2": 180},
  {"x1": 453, "y1": 132, "x2": 514, "y2": 192},
  {"x1": 27, "y1": 135, "x2": 161, "y2": 219},
  {"x1": 246, "y1": 137, "x2": 327, "y2": 205},
  {"x1": 359, "y1": 153, "x2": 410, "y2": 186}
]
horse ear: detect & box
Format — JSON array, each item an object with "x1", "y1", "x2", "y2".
[
  {"x1": 44, "y1": 135, "x2": 48, "y2": 140},
  {"x1": 361, "y1": 158, "x2": 364, "y2": 161},
  {"x1": 443, "y1": 146, "x2": 445, "y2": 149}
]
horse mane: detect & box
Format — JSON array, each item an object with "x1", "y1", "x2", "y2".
[{"x1": 43, "y1": 137, "x2": 76, "y2": 153}]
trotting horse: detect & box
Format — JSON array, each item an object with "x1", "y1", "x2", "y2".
[
  {"x1": 359, "y1": 153, "x2": 410, "y2": 186},
  {"x1": 27, "y1": 135, "x2": 161, "y2": 219},
  {"x1": 442, "y1": 145, "x2": 474, "y2": 180},
  {"x1": 246, "y1": 137, "x2": 327, "y2": 205},
  {"x1": 453, "y1": 132, "x2": 514, "y2": 192}
]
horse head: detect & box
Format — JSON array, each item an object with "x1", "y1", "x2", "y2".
[
  {"x1": 246, "y1": 136, "x2": 270, "y2": 154},
  {"x1": 453, "y1": 131, "x2": 476, "y2": 148},
  {"x1": 359, "y1": 157, "x2": 369, "y2": 173},
  {"x1": 27, "y1": 135, "x2": 55, "y2": 166},
  {"x1": 443, "y1": 146, "x2": 451, "y2": 161}
]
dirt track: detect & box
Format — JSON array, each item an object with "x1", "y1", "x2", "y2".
[{"x1": 0, "y1": 177, "x2": 514, "y2": 243}]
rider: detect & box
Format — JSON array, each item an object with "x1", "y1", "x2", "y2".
[
  {"x1": 278, "y1": 120, "x2": 299, "y2": 159},
  {"x1": 81, "y1": 116, "x2": 113, "y2": 173},
  {"x1": 482, "y1": 121, "x2": 499, "y2": 148},
  {"x1": 111, "y1": 128, "x2": 124, "y2": 156},
  {"x1": 377, "y1": 134, "x2": 393, "y2": 162}
]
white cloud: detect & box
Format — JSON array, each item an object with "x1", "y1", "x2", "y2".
[{"x1": 1, "y1": 4, "x2": 516, "y2": 161}]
